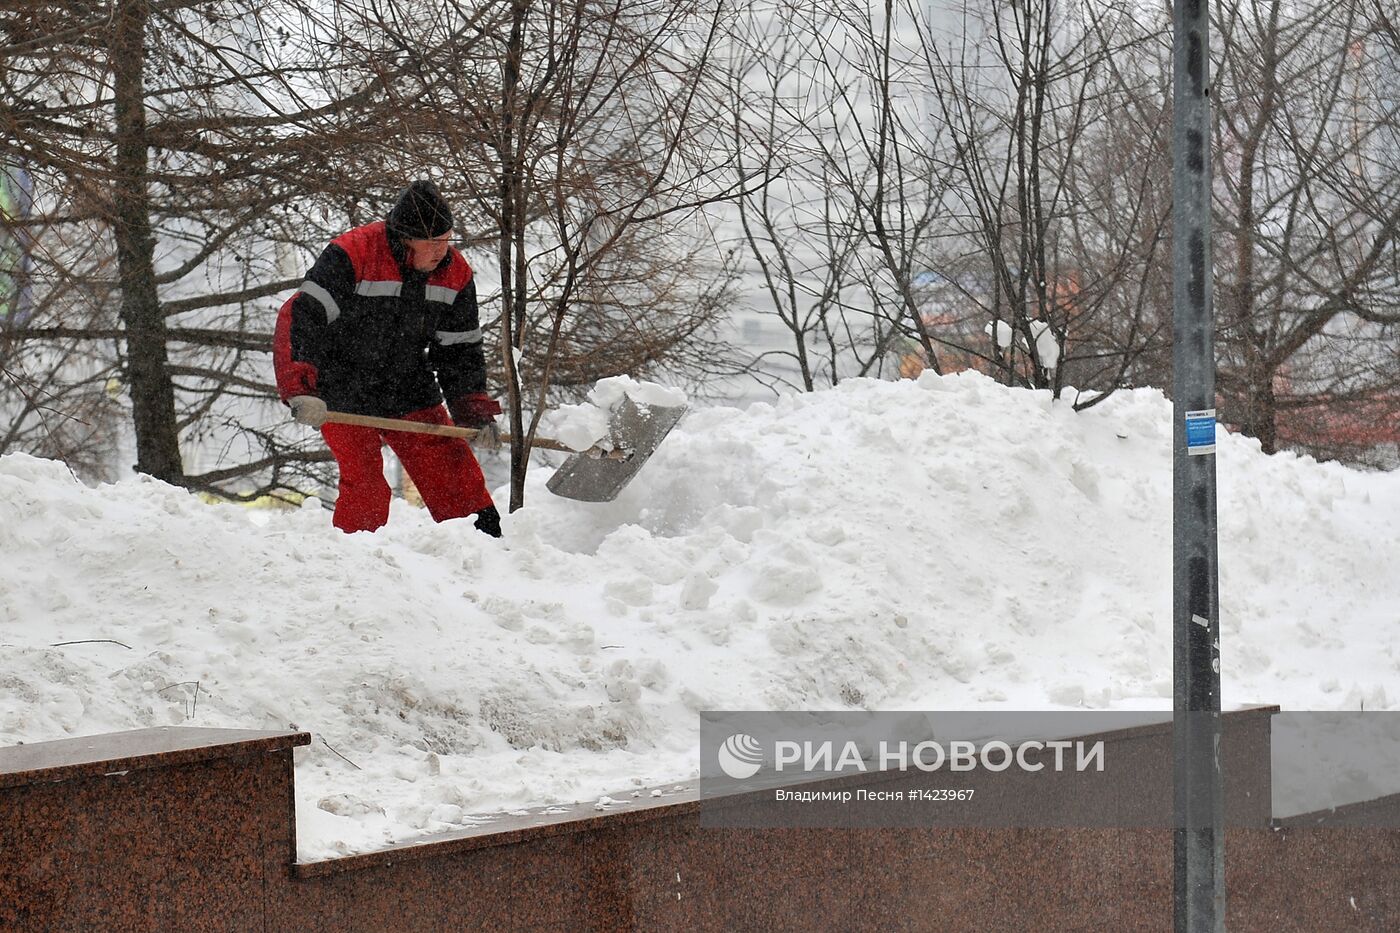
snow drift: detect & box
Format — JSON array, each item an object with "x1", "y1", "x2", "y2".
[{"x1": 2, "y1": 372, "x2": 1397, "y2": 859}]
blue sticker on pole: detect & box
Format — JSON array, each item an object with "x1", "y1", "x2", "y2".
[{"x1": 1185, "y1": 409, "x2": 1216, "y2": 456}]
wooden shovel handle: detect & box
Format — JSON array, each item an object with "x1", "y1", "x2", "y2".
[{"x1": 322, "y1": 410, "x2": 585, "y2": 455}]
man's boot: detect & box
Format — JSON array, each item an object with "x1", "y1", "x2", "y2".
[{"x1": 473, "y1": 505, "x2": 502, "y2": 538}]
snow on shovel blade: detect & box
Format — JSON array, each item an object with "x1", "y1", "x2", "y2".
[{"x1": 546, "y1": 395, "x2": 686, "y2": 502}]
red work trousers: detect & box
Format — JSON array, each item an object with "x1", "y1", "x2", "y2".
[{"x1": 320, "y1": 403, "x2": 494, "y2": 534}]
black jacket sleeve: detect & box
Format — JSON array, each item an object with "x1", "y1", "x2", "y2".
[
  {"x1": 289, "y1": 244, "x2": 355, "y2": 369},
  {"x1": 430, "y1": 276, "x2": 488, "y2": 399}
]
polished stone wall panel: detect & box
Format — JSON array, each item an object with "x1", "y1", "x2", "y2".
[{"x1": 0, "y1": 717, "x2": 1396, "y2": 931}]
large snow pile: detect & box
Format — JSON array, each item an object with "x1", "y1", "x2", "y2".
[{"x1": 2, "y1": 372, "x2": 1397, "y2": 859}]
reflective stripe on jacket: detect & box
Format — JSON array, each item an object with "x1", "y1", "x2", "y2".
[{"x1": 273, "y1": 221, "x2": 486, "y2": 416}]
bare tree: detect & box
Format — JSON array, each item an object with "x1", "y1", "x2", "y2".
[
  {"x1": 721, "y1": 0, "x2": 1176, "y2": 406},
  {"x1": 805, "y1": 0, "x2": 953, "y2": 377},
  {"x1": 1212, "y1": 0, "x2": 1400, "y2": 454},
  {"x1": 724, "y1": 4, "x2": 888, "y2": 392},
  {"x1": 909, "y1": 0, "x2": 1174, "y2": 405},
  {"x1": 1, "y1": 0, "x2": 404, "y2": 495},
  {"x1": 364, "y1": 0, "x2": 752, "y2": 509}
]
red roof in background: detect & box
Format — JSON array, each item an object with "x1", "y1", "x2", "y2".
[{"x1": 1275, "y1": 393, "x2": 1400, "y2": 450}]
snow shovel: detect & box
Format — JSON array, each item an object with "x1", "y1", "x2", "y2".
[
  {"x1": 319, "y1": 396, "x2": 685, "y2": 502},
  {"x1": 544, "y1": 395, "x2": 687, "y2": 502}
]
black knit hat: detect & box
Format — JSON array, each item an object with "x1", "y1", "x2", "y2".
[{"x1": 386, "y1": 180, "x2": 454, "y2": 239}]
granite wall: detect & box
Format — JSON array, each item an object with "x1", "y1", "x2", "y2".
[{"x1": 0, "y1": 711, "x2": 1395, "y2": 931}]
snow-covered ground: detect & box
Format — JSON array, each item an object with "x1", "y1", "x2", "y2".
[{"x1": 2, "y1": 372, "x2": 1397, "y2": 859}]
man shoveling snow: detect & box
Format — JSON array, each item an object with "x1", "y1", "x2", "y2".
[{"x1": 273, "y1": 180, "x2": 503, "y2": 537}]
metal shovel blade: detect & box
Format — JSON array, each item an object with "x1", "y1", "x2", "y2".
[{"x1": 546, "y1": 395, "x2": 686, "y2": 502}]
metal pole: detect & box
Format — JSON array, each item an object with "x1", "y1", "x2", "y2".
[{"x1": 1171, "y1": 1, "x2": 1224, "y2": 931}]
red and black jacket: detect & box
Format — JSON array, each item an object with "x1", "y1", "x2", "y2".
[{"x1": 273, "y1": 221, "x2": 485, "y2": 418}]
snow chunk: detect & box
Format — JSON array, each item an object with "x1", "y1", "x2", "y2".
[
  {"x1": 546, "y1": 376, "x2": 688, "y2": 450},
  {"x1": 588, "y1": 375, "x2": 688, "y2": 410},
  {"x1": 985, "y1": 319, "x2": 1060, "y2": 369},
  {"x1": 986, "y1": 319, "x2": 1016, "y2": 350}
]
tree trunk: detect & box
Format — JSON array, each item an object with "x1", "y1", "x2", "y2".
[
  {"x1": 1240, "y1": 370, "x2": 1278, "y2": 454},
  {"x1": 499, "y1": 0, "x2": 528, "y2": 512},
  {"x1": 112, "y1": 0, "x2": 182, "y2": 482}
]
